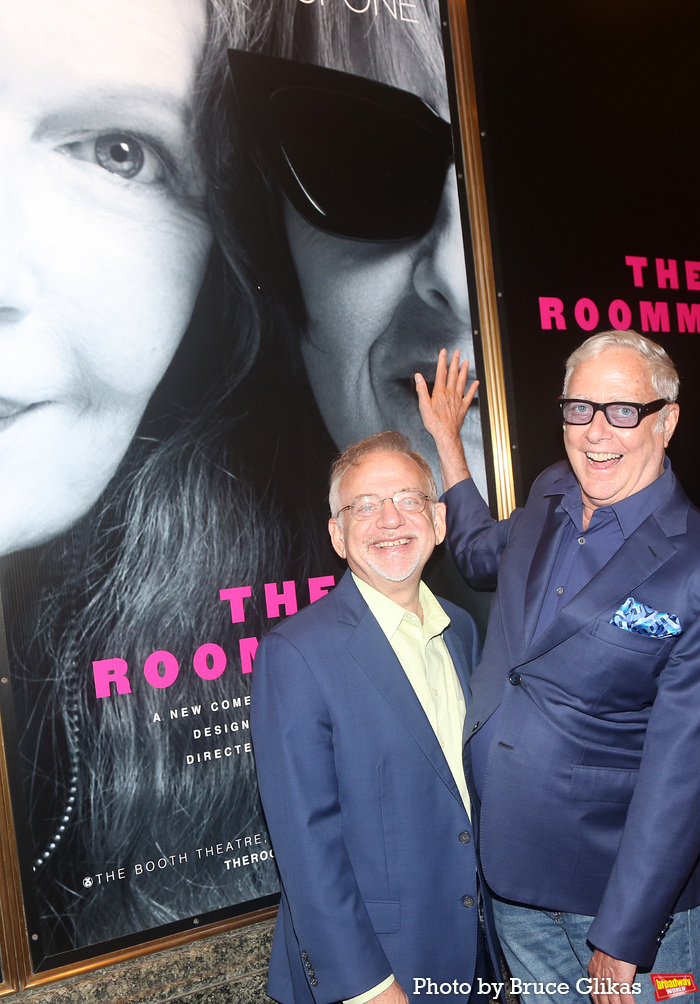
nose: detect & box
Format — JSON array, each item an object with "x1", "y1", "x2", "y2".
[
  {"x1": 584, "y1": 408, "x2": 613, "y2": 442},
  {"x1": 377, "y1": 498, "x2": 406, "y2": 528},
  {"x1": 0, "y1": 134, "x2": 37, "y2": 323},
  {"x1": 411, "y1": 166, "x2": 471, "y2": 324}
]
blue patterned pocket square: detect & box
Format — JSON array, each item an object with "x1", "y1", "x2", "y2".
[{"x1": 610, "y1": 596, "x2": 682, "y2": 638}]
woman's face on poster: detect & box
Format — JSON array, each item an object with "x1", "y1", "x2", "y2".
[
  {"x1": 283, "y1": 16, "x2": 487, "y2": 495},
  {"x1": 0, "y1": 0, "x2": 213, "y2": 556}
]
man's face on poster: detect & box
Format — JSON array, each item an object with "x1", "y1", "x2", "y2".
[
  {"x1": 283, "y1": 21, "x2": 487, "y2": 497},
  {"x1": 0, "y1": 0, "x2": 213, "y2": 556}
]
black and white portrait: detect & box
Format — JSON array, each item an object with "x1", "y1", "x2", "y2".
[{"x1": 0, "y1": 0, "x2": 488, "y2": 964}]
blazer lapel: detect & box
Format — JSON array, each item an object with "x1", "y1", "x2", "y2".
[
  {"x1": 525, "y1": 513, "x2": 678, "y2": 660},
  {"x1": 444, "y1": 625, "x2": 470, "y2": 700},
  {"x1": 443, "y1": 628, "x2": 483, "y2": 752},
  {"x1": 335, "y1": 572, "x2": 464, "y2": 806},
  {"x1": 521, "y1": 496, "x2": 568, "y2": 652},
  {"x1": 496, "y1": 490, "x2": 568, "y2": 662}
]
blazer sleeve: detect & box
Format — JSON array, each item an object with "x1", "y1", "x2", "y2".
[
  {"x1": 587, "y1": 602, "x2": 700, "y2": 967},
  {"x1": 251, "y1": 629, "x2": 393, "y2": 1004},
  {"x1": 443, "y1": 478, "x2": 515, "y2": 589}
]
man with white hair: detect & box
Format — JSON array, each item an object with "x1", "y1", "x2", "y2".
[{"x1": 417, "y1": 331, "x2": 700, "y2": 1004}]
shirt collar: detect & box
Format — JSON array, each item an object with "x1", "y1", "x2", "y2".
[
  {"x1": 351, "y1": 573, "x2": 450, "y2": 641},
  {"x1": 546, "y1": 456, "x2": 674, "y2": 538}
]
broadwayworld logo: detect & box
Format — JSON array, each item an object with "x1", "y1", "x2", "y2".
[{"x1": 651, "y1": 975, "x2": 698, "y2": 1001}]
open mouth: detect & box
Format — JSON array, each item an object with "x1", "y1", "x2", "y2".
[
  {"x1": 586, "y1": 451, "x2": 622, "y2": 466},
  {"x1": 372, "y1": 537, "x2": 414, "y2": 549}
]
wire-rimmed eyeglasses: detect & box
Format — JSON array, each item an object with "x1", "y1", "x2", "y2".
[{"x1": 335, "y1": 490, "x2": 435, "y2": 521}]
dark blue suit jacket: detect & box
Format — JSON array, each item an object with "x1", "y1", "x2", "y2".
[
  {"x1": 446, "y1": 461, "x2": 700, "y2": 969},
  {"x1": 251, "y1": 570, "x2": 493, "y2": 1003}
]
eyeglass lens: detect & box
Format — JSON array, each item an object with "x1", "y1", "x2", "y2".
[
  {"x1": 561, "y1": 400, "x2": 648, "y2": 428},
  {"x1": 269, "y1": 88, "x2": 451, "y2": 241},
  {"x1": 349, "y1": 492, "x2": 427, "y2": 519}
]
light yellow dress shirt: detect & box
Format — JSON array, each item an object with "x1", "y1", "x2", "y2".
[
  {"x1": 344, "y1": 574, "x2": 471, "y2": 1004},
  {"x1": 352, "y1": 573, "x2": 470, "y2": 812}
]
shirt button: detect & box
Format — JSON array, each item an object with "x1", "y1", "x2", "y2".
[
  {"x1": 462, "y1": 895, "x2": 475, "y2": 908},
  {"x1": 556, "y1": 586, "x2": 564, "y2": 595},
  {"x1": 459, "y1": 831, "x2": 472, "y2": 844},
  {"x1": 578, "y1": 536, "x2": 585, "y2": 545}
]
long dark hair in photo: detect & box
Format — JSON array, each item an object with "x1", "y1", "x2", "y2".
[{"x1": 1, "y1": 0, "x2": 315, "y2": 953}]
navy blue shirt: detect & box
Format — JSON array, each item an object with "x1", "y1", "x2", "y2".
[{"x1": 470, "y1": 459, "x2": 674, "y2": 803}]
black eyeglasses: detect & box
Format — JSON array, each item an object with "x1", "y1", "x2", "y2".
[
  {"x1": 558, "y1": 397, "x2": 668, "y2": 429},
  {"x1": 335, "y1": 491, "x2": 434, "y2": 521},
  {"x1": 227, "y1": 49, "x2": 454, "y2": 243}
]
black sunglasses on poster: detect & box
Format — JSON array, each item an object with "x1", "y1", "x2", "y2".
[{"x1": 227, "y1": 48, "x2": 455, "y2": 243}]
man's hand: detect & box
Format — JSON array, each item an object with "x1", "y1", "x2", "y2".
[
  {"x1": 369, "y1": 979, "x2": 410, "y2": 1004},
  {"x1": 588, "y1": 949, "x2": 638, "y2": 1004},
  {"x1": 414, "y1": 348, "x2": 479, "y2": 492}
]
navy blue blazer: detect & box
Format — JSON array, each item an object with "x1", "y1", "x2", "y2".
[
  {"x1": 251, "y1": 570, "x2": 493, "y2": 1004},
  {"x1": 446, "y1": 461, "x2": 700, "y2": 969}
]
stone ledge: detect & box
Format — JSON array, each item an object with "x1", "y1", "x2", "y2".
[{"x1": 11, "y1": 918, "x2": 275, "y2": 1004}]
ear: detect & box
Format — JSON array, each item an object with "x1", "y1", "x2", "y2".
[
  {"x1": 432, "y1": 501, "x2": 447, "y2": 546},
  {"x1": 663, "y1": 402, "x2": 680, "y2": 448},
  {"x1": 328, "y1": 517, "x2": 346, "y2": 559}
]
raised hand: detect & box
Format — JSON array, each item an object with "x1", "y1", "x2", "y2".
[{"x1": 415, "y1": 348, "x2": 479, "y2": 491}]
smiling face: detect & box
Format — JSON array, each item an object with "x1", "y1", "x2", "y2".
[
  {"x1": 329, "y1": 450, "x2": 446, "y2": 604},
  {"x1": 0, "y1": 0, "x2": 213, "y2": 556},
  {"x1": 284, "y1": 21, "x2": 486, "y2": 497},
  {"x1": 564, "y1": 347, "x2": 679, "y2": 525}
]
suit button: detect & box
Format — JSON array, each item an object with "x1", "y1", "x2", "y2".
[
  {"x1": 308, "y1": 971, "x2": 316, "y2": 978},
  {"x1": 509, "y1": 673, "x2": 522, "y2": 686},
  {"x1": 459, "y1": 831, "x2": 471, "y2": 844},
  {"x1": 310, "y1": 978, "x2": 319, "y2": 987},
  {"x1": 301, "y1": 952, "x2": 309, "y2": 960},
  {"x1": 471, "y1": 722, "x2": 480, "y2": 732},
  {"x1": 462, "y1": 895, "x2": 475, "y2": 908},
  {"x1": 305, "y1": 961, "x2": 312, "y2": 969}
]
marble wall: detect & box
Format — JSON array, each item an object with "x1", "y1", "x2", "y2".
[{"x1": 9, "y1": 918, "x2": 275, "y2": 1004}]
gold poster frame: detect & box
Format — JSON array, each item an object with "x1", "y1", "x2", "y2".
[
  {"x1": 0, "y1": 675, "x2": 20, "y2": 995},
  {"x1": 447, "y1": 0, "x2": 516, "y2": 519},
  {"x1": 0, "y1": 621, "x2": 278, "y2": 988},
  {"x1": 0, "y1": 0, "x2": 513, "y2": 991},
  {"x1": 0, "y1": 581, "x2": 278, "y2": 990}
]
